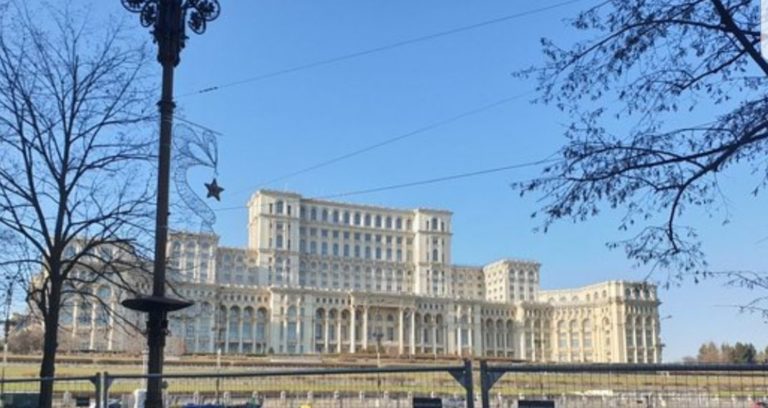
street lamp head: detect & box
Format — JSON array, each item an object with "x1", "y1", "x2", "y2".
[{"x1": 120, "y1": 0, "x2": 221, "y2": 64}]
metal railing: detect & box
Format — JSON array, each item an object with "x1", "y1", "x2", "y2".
[
  {"x1": 479, "y1": 361, "x2": 768, "y2": 408},
  {"x1": 0, "y1": 375, "x2": 98, "y2": 407},
  {"x1": 4, "y1": 360, "x2": 768, "y2": 408},
  {"x1": 0, "y1": 360, "x2": 474, "y2": 407},
  {"x1": 104, "y1": 362, "x2": 474, "y2": 408}
]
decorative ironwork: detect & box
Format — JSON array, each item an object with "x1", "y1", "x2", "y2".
[
  {"x1": 121, "y1": 0, "x2": 220, "y2": 57},
  {"x1": 121, "y1": 0, "x2": 159, "y2": 27},
  {"x1": 172, "y1": 123, "x2": 219, "y2": 232}
]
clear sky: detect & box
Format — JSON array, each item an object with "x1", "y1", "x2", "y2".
[{"x1": 82, "y1": 0, "x2": 766, "y2": 361}]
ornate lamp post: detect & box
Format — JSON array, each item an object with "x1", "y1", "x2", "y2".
[{"x1": 119, "y1": 1, "x2": 220, "y2": 407}]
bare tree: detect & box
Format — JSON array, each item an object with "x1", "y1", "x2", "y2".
[
  {"x1": 516, "y1": 1, "x2": 767, "y2": 287},
  {"x1": 0, "y1": 4, "x2": 155, "y2": 405}
]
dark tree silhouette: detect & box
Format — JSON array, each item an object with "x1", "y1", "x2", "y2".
[
  {"x1": 517, "y1": 0, "x2": 767, "y2": 282},
  {"x1": 0, "y1": 5, "x2": 155, "y2": 406}
]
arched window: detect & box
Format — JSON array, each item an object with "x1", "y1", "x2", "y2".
[
  {"x1": 431, "y1": 218, "x2": 438, "y2": 230},
  {"x1": 256, "y1": 308, "x2": 268, "y2": 341},
  {"x1": 557, "y1": 321, "x2": 567, "y2": 348},
  {"x1": 94, "y1": 287, "x2": 111, "y2": 327},
  {"x1": 275, "y1": 201, "x2": 284, "y2": 214},
  {"x1": 228, "y1": 306, "x2": 241, "y2": 347},
  {"x1": 199, "y1": 303, "x2": 213, "y2": 350},
  {"x1": 582, "y1": 319, "x2": 592, "y2": 348},
  {"x1": 78, "y1": 301, "x2": 92, "y2": 326},
  {"x1": 60, "y1": 302, "x2": 74, "y2": 325},
  {"x1": 287, "y1": 306, "x2": 297, "y2": 342},
  {"x1": 569, "y1": 320, "x2": 579, "y2": 348},
  {"x1": 242, "y1": 307, "x2": 254, "y2": 344}
]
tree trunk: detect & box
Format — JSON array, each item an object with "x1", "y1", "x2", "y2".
[{"x1": 38, "y1": 288, "x2": 61, "y2": 408}]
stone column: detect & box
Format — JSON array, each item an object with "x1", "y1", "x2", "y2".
[
  {"x1": 350, "y1": 307, "x2": 357, "y2": 353},
  {"x1": 89, "y1": 306, "x2": 96, "y2": 350},
  {"x1": 323, "y1": 317, "x2": 330, "y2": 353},
  {"x1": 107, "y1": 303, "x2": 115, "y2": 352},
  {"x1": 632, "y1": 319, "x2": 638, "y2": 363},
  {"x1": 641, "y1": 318, "x2": 647, "y2": 363},
  {"x1": 336, "y1": 318, "x2": 342, "y2": 353},
  {"x1": 362, "y1": 307, "x2": 369, "y2": 351},
  {"x1": 224, "y1": 308, "x2": 230, "y2": 354},
  {"x1": 297, "y1": 318, "x2": 303, "y2": 354},
  {"x1": 446, "y1": 313, "x2": 456, "y2": 356},
  {"x1": 472, "y1": 308, "x2": 483, "y2": 356},
  {"x1": 282, "y1": 319, "x2": 288, "y2": 354},
  {"x1": 652, "y1": 320, "x2": 659, "y2": 363},
  {"x1": 467, "y1": 316, "x2": 474, "y2": 355},
  {"x1": 501, "y1": 324, "x2": 507, "y2": 356},
  {"x1": 239, "y1": 316, "x2": 244, "y2": 354},
  {"x1": 431, "y1": 325, "x2": 438, "y2": 355},
  {"x1": 398, "y1": 308, "x2": 405, "y2": 355},
  {"x1": 456, "y1": 326, "x2": 462, "y2": 356},
  {"x1": 409, "y1": 311, "x2": 416, "y2": 355}
]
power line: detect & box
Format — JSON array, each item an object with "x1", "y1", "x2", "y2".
[
  {"x1": 316, "y1": 157, "x2": 556, "y2": 199},
  {"x1": 249, "y1": 91, "x2": 533, "y2": 191},
  {"x1": 179, "y1": 0, "x2": 585, "y2": 97},
  {"x1": 213, "y1": 156, "x2": 556, "y2": 212},
  {"x1": 170, "y1": 91, "x2": 535, "y2": 199}
]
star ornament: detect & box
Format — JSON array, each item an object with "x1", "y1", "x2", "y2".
[{"x1": 205, "y1": 178, "x2": 224, "y2": 201}]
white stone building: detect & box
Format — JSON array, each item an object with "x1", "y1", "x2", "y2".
[{"x1": 59, "y1": 190, "x2": 662, "y2": 363}]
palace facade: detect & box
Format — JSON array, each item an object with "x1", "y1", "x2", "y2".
[{"x1": 59, "y1": 190, "x2": 662, "y2": 363}]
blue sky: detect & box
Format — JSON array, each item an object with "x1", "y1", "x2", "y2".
[{"x1": 86, "y1": 0, "x2": 766, "y2": 361}]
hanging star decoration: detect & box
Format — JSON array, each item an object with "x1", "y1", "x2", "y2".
[{"x1": 205, "y1": 178, "x2": 224, "y2": 201}]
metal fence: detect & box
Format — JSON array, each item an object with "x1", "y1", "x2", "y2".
[
  {"x1": 0, "y1": 361, "x2": 473, "y2": 408},
  {"x1": 479, "y1": 362, "x2": 768, "y2": 408},
  {"x1": 104, "y1": 362, "x2": 474, "y2": 408},
  {"x1": 0, "y1": 375, "x2": 98, "y2": 407},
  {"x1": 3, "y1": 361, "x2": 768, "y2": 408}
]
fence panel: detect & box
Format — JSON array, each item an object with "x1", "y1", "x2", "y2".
[
  {"x1": 106, "y1": 361, "x2": 474, "y2": 408},
  {"x1": 0, "y1": 376, "x2": 98, "y2": 408},
  {"x1": 481, "y1": 362, "x2": 768, "y2": 408}
]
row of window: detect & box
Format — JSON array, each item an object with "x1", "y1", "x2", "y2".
[{"x1": 269, "y1": 200, "x2": 451, "y2": 233}]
